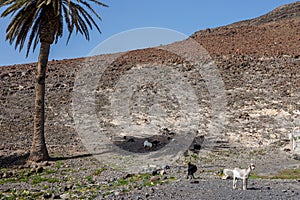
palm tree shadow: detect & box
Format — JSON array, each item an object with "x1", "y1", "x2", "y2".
[
  {"x1": 49, "y1": 151, "x2": 112, "y2": 161},
  {"x1": 0, "y1": 152, "x2": 30, "y2": 167},
  {"x1": 49, "y1": 153, "x2": 94, "y2": 161},
  {"x1": 0, "y1": 151, "x2": 112, "y2": 168}
]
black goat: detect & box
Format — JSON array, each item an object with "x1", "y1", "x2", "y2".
[{"x1": 187, "y1": 162, "x2": 197, "y2": 179}]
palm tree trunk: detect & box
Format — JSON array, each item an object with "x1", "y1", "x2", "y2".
[{"x1": 29, "y1": 42, "x2": 50, "y2": 162}]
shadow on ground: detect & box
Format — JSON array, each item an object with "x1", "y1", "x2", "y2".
[{"x1": 0, "y1": 152, "x2": 97, "y2": 168}]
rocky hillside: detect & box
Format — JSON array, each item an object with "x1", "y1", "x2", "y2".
[{"x1": 0, "y1": 2, "x2": 300, "y2": 161}]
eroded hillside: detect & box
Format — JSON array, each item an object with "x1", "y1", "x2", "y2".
[{"x1": 0, "y1": 2, "x2": 300, "y2": 161}]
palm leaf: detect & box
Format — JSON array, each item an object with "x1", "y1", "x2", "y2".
[{"x1": 0, "y1": 0, "x2": 107, "y2": 56}]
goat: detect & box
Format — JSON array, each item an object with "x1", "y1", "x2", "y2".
[
  {"x1": 187, "y1": 162, "x2": 197, "y2": 179},
  {"x1": 144, "y1": 140, "x2": 153, "y2": 149},
  {"x1": 222, "y1": 163, "x2": 255, "y2": 190}
]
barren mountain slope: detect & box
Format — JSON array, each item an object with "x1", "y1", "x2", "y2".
[{"x1": 0, "y1": 2, "x2": 300, "y2": 163}]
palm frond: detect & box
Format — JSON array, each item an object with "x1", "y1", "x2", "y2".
[
  {"x1": 26, "y1": 13, "x2": 41, "y2": 57},
  {"x1": 0, "y1": 0, "x2": 107, "y2": 56},
  {"x1": 88, "y1": 0, "x2": 108, "y2": 8}
]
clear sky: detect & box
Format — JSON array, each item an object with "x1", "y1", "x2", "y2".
[{"x1": 0, "y1": 0, "x2": 297, "y2": 66}]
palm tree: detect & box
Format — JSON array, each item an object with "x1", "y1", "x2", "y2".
[{"x1": 0, "y1": 0, "x2": 107, "y2": 162}]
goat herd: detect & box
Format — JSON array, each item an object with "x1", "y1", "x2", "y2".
[{"x1": 143, "y1": 137, "x2": 255, "y2": 190}]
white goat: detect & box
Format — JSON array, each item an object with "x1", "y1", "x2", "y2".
[
  {"x1": 222, "y1": 163, "x2": 255, "y2": 190},
  {"x1": 144, "y1": 140, "x2": 153, "y2": 149}
]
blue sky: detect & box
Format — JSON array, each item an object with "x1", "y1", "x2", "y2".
[{"x1": 0, "y1": 0, "x2": 297, "y2": 66}]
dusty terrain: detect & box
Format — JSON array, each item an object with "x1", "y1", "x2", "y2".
[{"x1": 1, "y1": 2, "x2": 300, "y2": 199}]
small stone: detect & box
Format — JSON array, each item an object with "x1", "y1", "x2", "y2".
[
  {"x1": 64, "y1": 184, "x2": 73, "y2": 191},
  {"x1": 39, "y1": 161, "x2": 49, "y2": 166},
  {"x1": 60, "y1": 193, "x2": 70, "y2": 199},
  {"x1": 64, "y1": 164, "x2": 70, "y2": 168},
  {"x1": 150, "y1": 176, "x2": 160, "y2": 182},
  {"x1": 53, "y1": 193, "x2": 61, "y2": 199},
  {"x1": 43, "y1": 193, "x2": 52, "y2": 199},
  {"x1": 114, "y1": 191, "x2": 120, "y2": 196},
  {"x1": 109, "y1": 177, "x2": 115, "y2": 182},
  {"x1": 30, "y1": 189, "x2": 40, "y2": 193},
  {"x1": 18, "y1": 165, "x2": 24, "y2": 169},
  {"x1": 123, "y1": 173, "x2": 134, "y2": 179},
  {"x1": 30, "y1": 163, "x2": 38, "y2": 169},
  {"x1": 36, "y1": 166, "x2": 44, "y2": 173},
  {"x1": 4, "y1": 188, "x2": 11, "y2": 192},
  {"x1": 9, "y1": 171, "x2": 14, "y2": 177}
]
